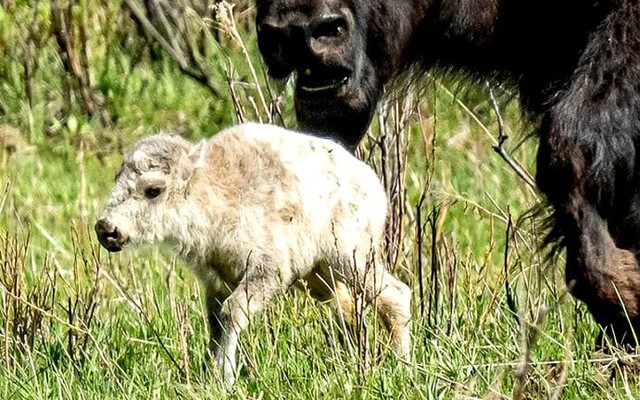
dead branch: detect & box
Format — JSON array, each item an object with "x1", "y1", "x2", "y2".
[
  {"x1": 51, "y1": 0, "x2": 110, "y2": 125},
  {"x1": 503, "y1": 211, "x2": 520, "y2": 326},
  {"x1": 427, "y1": 206, "x2": 440, "y2": 328},
  {"x1": 122, "y1": 0, "x2": 221, "y2": 98},
  {"x1": 416, "y1": 192, "x2": 427, "y2": 325},
  {"x1": 512, "y1": 281, "x2": 574, "y2": 400},
  {"x1": 486, "y1": 82, "x2": 537, "y2": 190}
]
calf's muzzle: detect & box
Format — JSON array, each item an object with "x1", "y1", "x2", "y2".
[{"x1": 95, "y1": 217, "x2": 129, "y2": 252}]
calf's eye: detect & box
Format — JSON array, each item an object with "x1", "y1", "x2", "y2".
[{"x1": 144, "y1": 186, "x2": 164, "y2": 199}]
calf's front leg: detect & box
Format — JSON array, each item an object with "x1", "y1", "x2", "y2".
[
  {"x1": 204, "y1": 285, "x2": 226, "y2": 362},
  {"x1": 214, "y1": 264, "x2": 287, "y2": 384}
]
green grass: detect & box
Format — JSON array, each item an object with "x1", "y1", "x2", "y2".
[{"x1": 2, "y1": 2, "x2": 640, "y2": 399}]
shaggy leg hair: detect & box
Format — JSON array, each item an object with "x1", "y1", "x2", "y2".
[{"x1": 536, "y1": 1, "x2": 640, "y2": 343}]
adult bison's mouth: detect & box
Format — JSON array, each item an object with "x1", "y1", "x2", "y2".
[
  {"x1": 292, "y1": 63, "x2": 381, "y2": 150},
  {"x1": 296, "y1": 67, "x2": 351, "y2": 96},
  {"x1": 299, "y1": 76, "x2": 349, "y2": 93}
]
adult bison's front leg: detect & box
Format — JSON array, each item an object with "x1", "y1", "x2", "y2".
[
  {"x1": 539, "y1": 130, "x2": 640, "y2": 343},
  {"x1": 565, "y1": 200, "x2": 640, "y2": 342},
  {"x1": 535, "y1": 4, "x2": 640, "y2": 342},
  {"x1": 535, "y1": 2, "x2": 640, "y2": 344}
]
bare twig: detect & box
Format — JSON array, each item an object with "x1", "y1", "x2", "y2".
[
  {"x1": 102, "y1": 255, "x2": 187, "y2": 379},
  {"x1": 416, "y1": 192, "x2": 427, "y2": 325},
  {"x1": 122, "y1": 0, "x2": 221, "y2": 97},
  {"x1": 435, "y1": 81, "x2": 537, "y2": 193},
  {"x1": 487, "y1": 82, "x2": 537, "y2": 190},
  {"x1": 427, "y1": 206, "x2": 439, "y2": 328},
  {"x1": 51, "y1": 0, "x2": 110, "y2": 125},
  {"x1": 123, "y1": 0, "x2": 187, "y2": 67},
  {"x1": 215, "y1": 1, "x2": 271, "y2": 122},
  {"x1": 512, "y1": 281, "x2": 575, "y2": 400},
  {"x1": 226, "y1": 63, "x2": 247, "y2": 122},
  {"x1": 22, "y1": 0, "x2": 43, "y2": 110},
  {"x1": 503, "y1": 211, "x2": 519, "y2": 326},
  {"x1": 549, "y1": 323, "x2": 573, "y2": 400}
]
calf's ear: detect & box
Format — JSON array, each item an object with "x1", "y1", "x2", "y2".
[{"x1": 181, "y1": 139, "x2": 208, "y2": 182}]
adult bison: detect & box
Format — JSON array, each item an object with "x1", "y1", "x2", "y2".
[{"x1": 254, "y1": 0, "x2": 640, "y2": 343}]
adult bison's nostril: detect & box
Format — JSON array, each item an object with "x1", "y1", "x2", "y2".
[
  {"x1": 311, "y1": 14, "x2": 347, "y2": 42},
  {"x1": 257, "y1": 21, "x2": 300, "y2": 79},
  {"x1": 95, "y1": 218, "x2": 128, "y2": 252}
]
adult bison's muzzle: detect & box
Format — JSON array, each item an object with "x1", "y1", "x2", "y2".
[{"x1": 95, "y1": 217, "x2": 129, "y2": 252}]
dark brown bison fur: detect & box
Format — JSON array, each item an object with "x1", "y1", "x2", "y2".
[{"x1": 255, "y1": 0, "x2": 640, "y2": 343}]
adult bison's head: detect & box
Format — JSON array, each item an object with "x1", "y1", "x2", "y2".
[{"x1": 256, "y1": 0, "x2": 404, "y2": 149}]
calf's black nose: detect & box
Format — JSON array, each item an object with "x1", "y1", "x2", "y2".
[{"x1": 95, "y1": 218, "x2": 126, "y2": 252}]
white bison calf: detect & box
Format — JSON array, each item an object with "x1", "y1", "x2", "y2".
[{"x1": 95, "y1": 123, "x2": 411, "y2": 383}]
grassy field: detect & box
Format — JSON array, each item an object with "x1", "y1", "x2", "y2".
[{"x1": 1, "y1": 2, "x2": 640, "y2": 399}]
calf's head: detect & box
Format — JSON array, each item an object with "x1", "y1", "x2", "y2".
[
  {"x1": 95, "y1": 134, "x2": 204, "y2": 252},
  {"x1": 256, "y1": 0, "x2": 408, "y2": 149}
]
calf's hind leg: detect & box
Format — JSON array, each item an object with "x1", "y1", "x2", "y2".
[
  {"x1": 299, "y1": 269, "x2": 360, "y2": 351},
  {"x1": 331, "y1": 280, "x2": 363, "y2": 353},
  {"x1": 319, "y1": 260, "x2": 412, "y2": 360},
  {"x1": 366, "y1": 266, "x2": 412, "y2": 362}
]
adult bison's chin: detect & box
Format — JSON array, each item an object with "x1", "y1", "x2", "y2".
[{"x1": 294, "y1": 63, "x2": 381, "y2": 150}]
